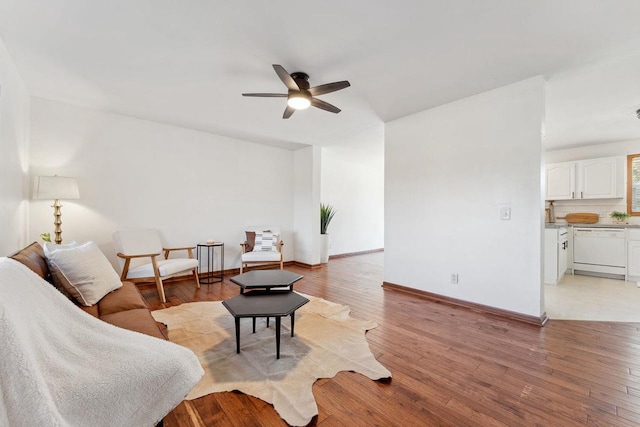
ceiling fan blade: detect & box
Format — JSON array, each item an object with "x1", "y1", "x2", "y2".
[
  {"x1": 308, "y1": 81, "x2": 351, "y2": 97},
  {"x1": 242, "y1": 93, "x2": 287, "y2": 97},
  {"x1": 283, "y1": 105, "x2": 295, "y2": 119},
  {"x1": 310, "y1": 98, "x2": 341, "y2": 114},
  {"x1": 273, "y1": 64, "x2": 299, "y2": 91}
]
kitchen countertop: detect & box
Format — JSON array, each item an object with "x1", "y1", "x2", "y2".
[{"x1": 546, "y1": 223, "x2": 640, "y2": 228}]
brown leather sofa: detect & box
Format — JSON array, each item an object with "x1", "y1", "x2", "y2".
[{"x1": 10, "y1": 242, "x2": 168, "y2": 340}]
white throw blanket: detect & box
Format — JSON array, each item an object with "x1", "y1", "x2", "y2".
[{"x1": 0, "y1": 258, "x2": 203, "y2": 427}]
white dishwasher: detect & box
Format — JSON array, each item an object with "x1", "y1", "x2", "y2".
[{"x1": 573, "y1": 227, "x2": 626, "y2": 278}]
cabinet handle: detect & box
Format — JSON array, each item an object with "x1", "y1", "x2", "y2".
[
  {"x1": 572, "y1": 191, "x2": 575, "y2": 199},
  {"x1": 581, "y1": 191, "x2": 583, "y2": 199}
]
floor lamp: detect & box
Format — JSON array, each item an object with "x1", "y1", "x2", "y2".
[{"x1": 35, "y1": 176, "x2": 80, "y2": 245}]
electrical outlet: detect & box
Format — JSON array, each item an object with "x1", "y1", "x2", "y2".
[{"x1": 450, "y1": 273, "x2": 459, "y2": 284}]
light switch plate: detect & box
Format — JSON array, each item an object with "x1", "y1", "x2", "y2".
[{"x1": 500, "y1": 207, "x2": 511, "y2": 220}]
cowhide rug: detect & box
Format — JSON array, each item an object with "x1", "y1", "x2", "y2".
[{"x1": 152, "y1": 294, "x2": 391, "y2": 426}]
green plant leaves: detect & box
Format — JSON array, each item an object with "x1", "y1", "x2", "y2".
[{"x1": 320, "y1": 203, "x2": 336, "y2": 234}]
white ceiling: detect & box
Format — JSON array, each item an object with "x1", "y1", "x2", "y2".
[{"x1": 1, "y1": 0, "x2": 640, "y2": 150}]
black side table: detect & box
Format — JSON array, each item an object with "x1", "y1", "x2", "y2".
[
  {"x1": 222, "y1": 290, "x2": 309, "y2": 359},
  {"x1": 196, "y1": 242, "x2": 224, "y2": 284},
  {"x1": 230, "y1": 270, "x2": 303, "y2": 294}
]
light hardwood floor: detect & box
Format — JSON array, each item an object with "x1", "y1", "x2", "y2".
[{"x1": 140, "y1": 252, "x2": 640, "y2": 426}]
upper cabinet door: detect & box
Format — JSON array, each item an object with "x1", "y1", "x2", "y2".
[
  {"x1": 546, "y1": 162, "x2": 576, "y2": 200},
  {"x1": 545, "y1": 156, "x2": 624, "y2": 200},
  {"x1": 577, "y1": 157, "x2": 622, "y2": 199}
]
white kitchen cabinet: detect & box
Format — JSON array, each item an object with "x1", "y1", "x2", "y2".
[
  {"x1": 544, "y1": 227, "x2": 568, "y2": 285},
  {"x1": 546, "y1": 162, "x2": 576, "y2": 200},
  {"x1": 628, "y1": 230, "x2": 640, "y2": 280},
  {"x1": 545, "y1": 156, "x2": 624, "y2": 200},
  {"x1": 578, "y1": 157, "x2": 620, "y2": 199}
]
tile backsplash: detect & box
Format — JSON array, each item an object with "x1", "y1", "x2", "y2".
[{"x1": 548, "y1": 199, "x2": 638, "y2": 225}]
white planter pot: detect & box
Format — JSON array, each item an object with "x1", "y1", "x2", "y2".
[{"x1": 320, "y1": 234, "x2": 330, "y2": 264}]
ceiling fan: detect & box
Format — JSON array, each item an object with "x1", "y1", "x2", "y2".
[{"x1": 242, "y1": 64, "x2": 351, "y2": 119}]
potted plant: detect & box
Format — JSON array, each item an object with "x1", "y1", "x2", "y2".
[
  {"x1": 320, "y1": 203, "x2": 336, "y2": 263},
  {"x1": 610, "y1": 211, "x2": 631, "y2": 224}
]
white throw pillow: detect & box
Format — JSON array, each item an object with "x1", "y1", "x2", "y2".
[
  {"x1": 44, "y1": 241, "x2": 122, "y2": 306},
  {"x1": 43, "y1": 241, "x2": 79, "y2": 255},
  {"x1": 253, "y1": 231, "x2": 278, "y2": 252}
]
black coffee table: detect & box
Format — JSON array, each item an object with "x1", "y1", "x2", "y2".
[
  {"x1": 222, "y1": 290, "x2": 309, "y2": 359},
  {"x1": 230, "y1": 270, "x2": 303, "y2": 294}
]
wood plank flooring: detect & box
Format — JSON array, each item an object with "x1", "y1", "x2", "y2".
[{"x1": 140, "y1": 252, "x2": 640, "y2": 426}]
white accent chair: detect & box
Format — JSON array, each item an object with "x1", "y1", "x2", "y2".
[
  {"x1": 240, "y1": 226, "x2": 284, "y2": 274},
  {"x1": 112, "y1": 229, "x2": 200, "y2": 303}
]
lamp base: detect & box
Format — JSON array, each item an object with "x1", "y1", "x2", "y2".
[{"x1": 52, "y1": 199, "x2": 63, "y2": 245}]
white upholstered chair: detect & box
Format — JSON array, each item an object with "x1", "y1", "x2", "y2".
[
  {"x1": 112, "y1": 229, "x2": 200, "y2": 303},
  {"x1": 240, "y1": 226, "x2": 284, "y2": 274}
]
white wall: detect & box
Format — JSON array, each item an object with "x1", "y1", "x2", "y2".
[
  {"x1": 29, "y1": 98, "x2": 295, "y2": 270},
  {"x1": 0, "y1": 38, "x2": 30, "y2": 255},
  {"x1": 385, "y1": 77, "x2": 545, "y2": 317},
  {"x1": 546, "y1": 139, "x2": 640, "y2": 162},
  {"x1": 320, "y1": 131, "x2": 384, "y2": 255},
  {"x1": 293, "y1": 146, "x2": 321, "y2": 265},
  {"x1": 545, "y1": 139, "x2": 640, "y2": 225}
]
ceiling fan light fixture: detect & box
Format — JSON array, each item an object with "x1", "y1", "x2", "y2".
[
  {"x1": 243, "y1": 65, "x2": 349, "y2": 118},
  {"x1": 287, "y1": 93, "x2": 311, "y2": 110}
]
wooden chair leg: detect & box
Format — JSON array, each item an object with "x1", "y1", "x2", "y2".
[
  {"x1": 240, "y1": 263, "x2": 244, "y2": 274},
  {"x1": 151, "y1": 256, "x2": 166, "y2": 303},
  {"x1": 155, "y1": 276, "x2": 166, "y2": 303},
  {"x1": 193, "y1": 268, "x2": 200, "y2": 288},
  {"x1": 280, "y1": 258, "x2": 283, "y2": 270}
]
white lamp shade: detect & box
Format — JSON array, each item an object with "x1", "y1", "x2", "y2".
[{"x1": 34, "y1": 176, "x2": 80, "y2": 200}]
